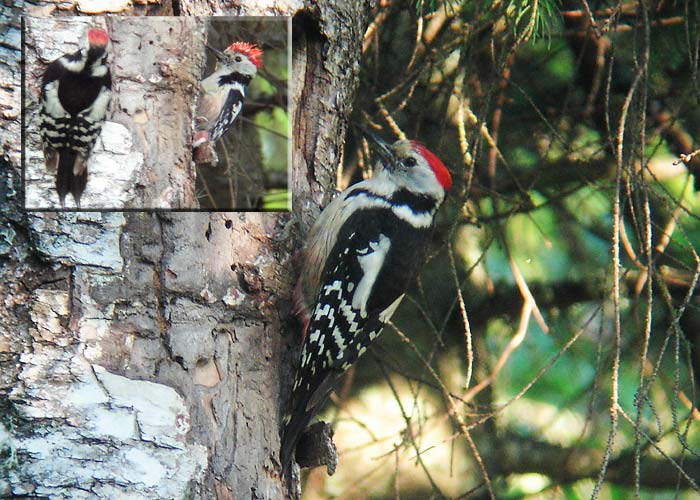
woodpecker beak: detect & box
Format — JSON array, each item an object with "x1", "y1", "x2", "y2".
[
  {"x1": 206, "y1": 45, "x2": 227, "y2": 61},
  {"x1": 362, "y1": 129, "x2": 396, "y2": 170}
]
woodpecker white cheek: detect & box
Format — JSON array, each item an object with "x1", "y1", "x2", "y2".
[{"x1": 60, "y1": 52, "x2": 87, "y2": 73}]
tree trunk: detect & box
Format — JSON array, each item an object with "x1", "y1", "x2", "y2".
[{"x1": 1, "y1": 1, "x2": 369, "y2": 499}]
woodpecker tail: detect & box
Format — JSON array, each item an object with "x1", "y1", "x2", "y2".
[
  {"x1": 56, "y1": 151, "x2": 87, "y2": 208},
  {"x1": 280, "y1": 405, "x2": 314, "y2": 473},
  {"x1": 281, "y1": 370, "x2": 341, "y2": 473},
  {"x1": 280, "y1": 374, "x2": 323, "y2": 473}
]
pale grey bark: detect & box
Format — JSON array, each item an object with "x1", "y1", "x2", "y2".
[
  {"x1": 21, "y1": 0, "x2": 176, "y2": 16},
  {"x1": 179, "y1": 0, "x2": 304, "y2": 17},
  {"x1": 106, "y1": 17, "x2": 203, "y2": 208},
  {"x1": 1, "y1": 1, "x2": 369, "y2": 498}
]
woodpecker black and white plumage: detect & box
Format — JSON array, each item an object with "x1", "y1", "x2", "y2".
[
  {"x1": 281, "y1": 135, "x2": 452, "y2": 471},
  {"x1": 39, "y1": 27, "x2": 111, "y2": 208},
  {"x1": 194, "y1": 41, "x2": 263, "y2": 148}
]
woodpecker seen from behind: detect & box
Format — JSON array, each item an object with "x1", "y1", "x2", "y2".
[
  {"x1": 39, "y1": 27, "x2": 111, "y2": 208},
  {"x1": 281, "y1": 134, "x2": 452, "y2": 471},
  {"x1": 194, "y1": 41, "x2": 263, "y2": 149}
]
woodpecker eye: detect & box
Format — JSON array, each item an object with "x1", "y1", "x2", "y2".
[
  {"x1": 235, "y1": 56, "x2": 242, "y2": 62},
  {"x1": 403, "y1": 156, "x2": 417, "y2": 167}
]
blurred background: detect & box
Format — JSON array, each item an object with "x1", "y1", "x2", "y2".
[
  {"x1": 302, "y1": 1, "x2": 700, "y2": 499},
  {"x1": 198, "y1": 17, "x2": 289, "y2": 210}
]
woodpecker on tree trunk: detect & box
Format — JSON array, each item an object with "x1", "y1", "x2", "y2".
[
  {"x1": 39, "y1": 27, "x2": 112, "y2": 209},
  {"x1": 193, "y1": 41, "x2": 263, "y2": 158},
  {"x1": 281, "y1": 133, "x2": 452, "y2": 472}
]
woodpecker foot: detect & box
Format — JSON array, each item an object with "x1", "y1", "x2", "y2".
[
  {"x1": 295, "y1": 421, "x2": 337, "y2": 475},
  {"x1": 193, "y1": 135, "x2": 219, "y2": 165}
]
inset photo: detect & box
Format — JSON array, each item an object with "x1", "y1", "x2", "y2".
[
  {"x1": 22, "y1": 16, "x2": 290, "y2": 211},
  {"x1": 195, "y1": 18, "x2": 290, "y2": 211}
]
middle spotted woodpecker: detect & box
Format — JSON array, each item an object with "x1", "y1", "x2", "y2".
[
  {"x1": 39, "y1": 27, "x2": 111, "y2": 208},
  {"x1": 194, "y1": 41, "x2": 263, "y2": 148},
  {"x1": 281, "y1": 134, "x2": 452, "y2": 471}
]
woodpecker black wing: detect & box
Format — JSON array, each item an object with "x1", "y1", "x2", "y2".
[
  {"x1": 39, "y1": 58, "x2": 72, "y2": 151},
  {"x1": 209, "y1": 88, "x2": 243, "y2": 143},
  {"x1": 280, "y1": 207, "x2": 431, "y2": 470}
]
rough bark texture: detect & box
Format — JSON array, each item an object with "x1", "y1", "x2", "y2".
[
  {"x1": 24, "y1": 17, "x2": 201, "y2": 209},
  {"x1": 107, "y1": 17, "x2": 202, "y2": 208},
  {"x1": 1, "y1": 1, "x2": 370, "y2": 498},
  {"x1": 178, "y1": 0, "x2": 303, "y2": 17},
  {"x1": 22, "y1": 0, "x2": 176, "y2": 16}
]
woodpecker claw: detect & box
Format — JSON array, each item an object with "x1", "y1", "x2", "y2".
[
  {"x1": 192, "y1": 132, "x2": 219, "y2": 165},
  {"x1": 192, "y1": 130, "x2": 210, "y2": 148}
]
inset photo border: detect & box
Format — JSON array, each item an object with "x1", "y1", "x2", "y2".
[{"x1": 22, "y1": 16, "x2": 291, "y2": 212}]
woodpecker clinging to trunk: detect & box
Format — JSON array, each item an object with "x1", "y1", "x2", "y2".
[
  {"x1": 281, "y1": 133, "x2": 452, "y2": 471},
  {"x1": 39, "y1": 27, "x2": 111, "y2": 208},
  {"x1": 194, "y1": 41, "x2": 263, "y2": 150}
]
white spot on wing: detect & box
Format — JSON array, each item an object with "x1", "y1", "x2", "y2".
[
  {"x1": 332, "y1": 327, "x2": 346, "y2": 357},
  {"x1": 338, "y1": 298, "x2": 358, "y2": 332},
  {"x1": 353, "y1": 234, "x2": 391, "y2": 318},
  {"x1": 314, "y1": 304, "x2": 331, "y2": 321},
  {"x1": 322, "y1": 280, "x2": 343, "y2": 296}
]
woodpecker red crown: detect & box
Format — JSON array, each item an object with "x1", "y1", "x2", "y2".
[
  {"x1": 225, "y1": 42, "x2": 263, "y2": 69},
  {"x1": 409, "y1": 140, "x2": 452, "y2": 191},
  {"x1": 87, "y1": 28, "x2": 109, "y2": 48}
]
